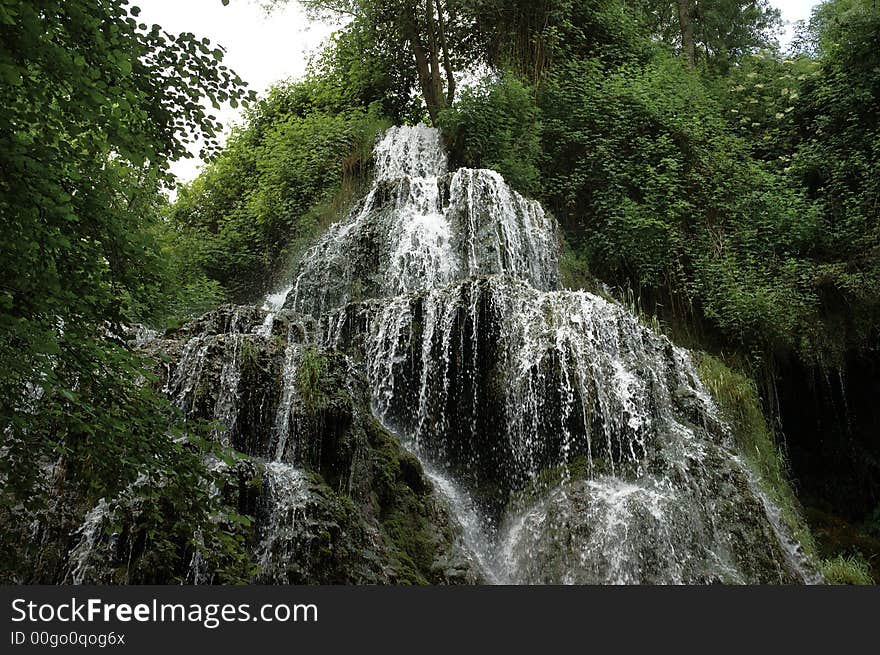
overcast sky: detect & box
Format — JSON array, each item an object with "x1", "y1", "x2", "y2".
[
  {"x1": 136, "y1": 0, "x2": 822, "y2": 185},
  {"x1": 137, "y1": 0, "x2": 338, "y2": 183}
]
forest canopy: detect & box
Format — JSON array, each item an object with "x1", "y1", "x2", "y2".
[{"x1": 185, "y1": 0, "x2": 878, "y2": 370}]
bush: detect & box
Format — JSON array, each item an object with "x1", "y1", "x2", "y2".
[
  {"x1": 822, "y1": 554, "x2": 874, "y2": 585},
  {"x1": 439, "y1": 73, "x2": 542, "y2": 196},
  {"x1": 168, "y1": 86, "x2": 390, "y2": 304}
]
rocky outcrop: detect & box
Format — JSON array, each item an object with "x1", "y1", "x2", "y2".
[
  {"x1": 11, "y1": 125, "x2": 820, "y2": 586},
  {"x1": 143, "y1": 305, "x2": 479, "y2": 584},
  {"x1": 4, "y1": 305, "x2": 479, "y2": 585}
]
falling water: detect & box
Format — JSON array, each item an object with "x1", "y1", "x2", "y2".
[
  {"x1": 66, "y1": 125, "x2": 815, "y2": 584},
  {"x1": 284, "y1": 126, "x2": 558, "y2": 319},
  {"x1": 65, "y1": 499, "x2": 111, "y2": 585},
  {"x1": 272, "y1": 339, "x2": 302, "y2": 461},
  {"x1": 267, "y1": 125, "x2": 813, "y2": 583},
  {"x1": 255, "y1": 462, "x2": 313, "y2": 582},
  {"x1": 257, "y1": 285, "x2": 293, "y2": 337}
]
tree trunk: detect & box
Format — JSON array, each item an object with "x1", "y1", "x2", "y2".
[
  {"x1": 425, "y1": 0, "x2": 444, "y2": 113},
  {"x1": 433, "y1": 0, "x2": 456, "y2": 106},
  {"x1": 404, "y1": 9, "x2": 442, "y2": 124},
  {"x1": 677, "y1": 0, "x2": 695, "y2": 71}
]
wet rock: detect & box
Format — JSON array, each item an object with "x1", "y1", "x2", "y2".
[
  {"x1": 22, "y1": 125, "x2": 816, "y2": 586},
  {"x1": 146, "y1": 308, "x2": 477, "y2": 584},
  {"x1": 500, "y1": 451, "x2": 805, "y2": 584}
]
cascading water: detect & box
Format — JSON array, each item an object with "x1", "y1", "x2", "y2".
[
  {"x1": 266, "y1": 125, "x2": 815, "y2": 584},
  {"x1": 283, "y1": 125, "x2": 558, "y2": 320},
  {"x1": 256, "y1": 462, "x2": 313, "y2": 581},
  {"x1": 63, "y1": 124, "x2": 816, "y2": 585}
]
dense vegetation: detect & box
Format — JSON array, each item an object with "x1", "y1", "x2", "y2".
[
  {"x1": 1, "y1": 0, "x2": 878, "y2": 582},
  {"x1": 0, "y1": 0, "x2": 258, "y2": 580}
]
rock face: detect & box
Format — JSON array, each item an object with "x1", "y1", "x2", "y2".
[
  {"x1": 157, "y1": 306, "x2": 480, "y2": 584},
  {"x1": 320, "y1": 276, "x2": 813, "y2": 583},
  {"x1": 271, "y1": 125, "x2": 815, "y2": 584},
  {"x1": 46, "y1": 305, "x2": 477, "y2": 585},
  {"x1": 43, "y1": 125, "x2": 817, "y2": 585},
  {"x1": 284, "y1": 125, "x2": 558, "y2": 320},
  {"x1": 498, "y1": 460, "x2": 803, "y2": 585}
]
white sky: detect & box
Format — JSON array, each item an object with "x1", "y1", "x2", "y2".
[
  {"x1": 136, "y1": 0, "x2": 339, "y2": 183},
  {"x1": 136, "y1": 0, "x2": 822, "y2": 186},
  {"x1": 775, "y1": 0, "x2": 820, "y2": 46}
]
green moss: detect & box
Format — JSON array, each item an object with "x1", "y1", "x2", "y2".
[
  {"x1": 507, "y1": 454, "x2": 638, "y2": 515},
  {"x1": 193, "y1": 375, "x2": 212, "y2": 407},
  {"x1": 696, "y1": 352, "x2": 818, "y2": 561},
  {"x1": 382, "y1": 507, "x2": 433, "y2": 585},
  {"x1": 246, "y1": 466, "x2": 264, "y2": 493},
  {"x1": 240, "y1": 337, "x2": 260, "y2": 371},
  {"x1": 366, "y1": 426, "x2": 399, "y2": 498},
  {"x1": 559, "y1": 238, "x2": 592, "y2": 291},
  {"x1": 821, "y1": 554, "x2": 874, "y2": 585},
  {"x1": 363, "y1": 420, "x2": 450, "y2": 584},
  {"x1": 296, "y1": 347, "x2": 330, "y2": 409}
]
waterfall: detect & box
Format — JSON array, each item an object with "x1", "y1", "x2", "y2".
[
  {"x1": 163, "y1": 307, "x2": 258, "y2": 446},
  {"x1": 261, "y1": 124, "x2": 813, "y2": 584},
  {"x1": 272, "y1": 340, "x2": 302, "y2": 461},
  {"x1": 65, "y1": 499, "x2": 112, "y2": 585},
  {"x1": 285, "y1": 126, "x2": 558, "y2": 319},
  {"x1": 256, "y1": 462, "x2": 313, "y2": 582},
  {"x1": 66, "y1": 125, "x2": 815, "y2": 584}
]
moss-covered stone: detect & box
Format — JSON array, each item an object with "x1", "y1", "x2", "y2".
[
  {"x1": 7, "y1": 304, "x2": 478, "y2": 585},
  {"x1": 696, "y1": 352, "x2": 819, "y2": 565},
  {"x1": 146, "y1": 306, "x2": 479, "y2": 584}
]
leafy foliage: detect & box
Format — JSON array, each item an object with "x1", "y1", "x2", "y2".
[
  {"x1": 535, "y1": 54, "x2": 820, "y2": 358},
  {"x1": 469, "y1": 0, "x2": 651, "y2": 78},
  {"x1": 3, "y1": 0, "x2": 879, "y2": 583},
  {"x1": 822, "y1": 553, "x2": 874, "y2": 585},
  {"x1": 633, "y1": 0, "x2": 781, "y2": 71},
  {"x1": 783, "y1": 0, "x2": 880, "y2": 357},
  {"x1": 0, "y1": 0, "x2": 255, "y2": 578},
  {"x1": 168, "y1": 84, "x2": 390, "y2": 303},
  {"x1": 439, "y1": 72, "x2": 542, "y2": 195}
]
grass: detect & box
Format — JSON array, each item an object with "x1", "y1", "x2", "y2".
[
  {"x1": 296, "y1": 346, "x2": 330, "y2": 410},
  {"x1": 821, "y1": 553, "x2": 874, "y2": 585},
  {"x1": 806, "y1": 506, "x2": 880, "y2": 583},
  {"x1": 696, "y1": 352, "x2": 818, "y2": 562}
]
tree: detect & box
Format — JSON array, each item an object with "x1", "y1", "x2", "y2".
[
  {"x1": 0, "y1": 0, "x2": 255, "y2": 578},
  {"x1": 269, "y1": 0, "x2": 474, "y2": 124},
  {"x1": 678, "y1": 0, "x2": 696, "y2": 70},
  {"x1": 0, "y1": 0, "x2": 254, "y2": 348},
  {"x1": 635, "y1": 0, "x2": 781, "y2": 70},
  {"x1": 465, "y1": 0, "x2": 650, "y2": 83}
]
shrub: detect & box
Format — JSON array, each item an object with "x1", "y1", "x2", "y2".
[
  {"x1": 439, "y1": 73, "x2": 542, "y2": 196},
  {"x1": 822, "y1": 554, "x2": 874, "y2": 585},
  {"x1": 168, "y1": 87, "x2": 390, "y2": 304}
]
